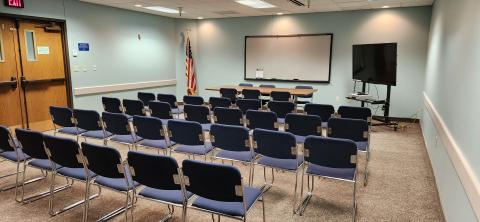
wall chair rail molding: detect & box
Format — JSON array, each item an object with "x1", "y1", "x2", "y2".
[{"x1": 74, "y1": 79, "x2": 176, "y2": 96}]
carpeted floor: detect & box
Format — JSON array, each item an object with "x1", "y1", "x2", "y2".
[{"x1": 0, "y1": 123, "x2": 444, "y2": 222}]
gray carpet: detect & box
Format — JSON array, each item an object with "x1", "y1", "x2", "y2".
[{"x1": 0, "y1": 123, "x2": 444, "y2": 221}]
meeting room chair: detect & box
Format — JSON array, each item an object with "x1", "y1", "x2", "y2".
[
  {"x1": 122, "y1": 99, "x2": 147, "y2": 117},
  {"x1": 81, "y1": 142, "x2": 138, "y2": 222},
  {"x1": 167, "y1": 120, "x2": 213, "y2": 160},
  {"x1": 183, "y1": 104, "x2": 212, "y2": 131},
  {"x1": 138, "y1": 92, "x2": 156, "y2": 105},
  {"x1": 245, "y1": 110, "x2": 278, "y2": 131},
  {"x1": 42, "y1": 135, "x2": 100, "y2": 218},
  {"x1": 258, "y1": 84, "x2": 275, "y2": 104},
  {"x1": 157, "y1": 93, "x2": 183, "y2": 117},
  {"x1": 149, "y1": 101, "x2": 174, "y2": 124},
  {"x1": 259, "y1": 84, "x2": 275, "y2": 88},
  {"x1": 132, "y1": 115, "x2": 173, "y2": 155},
  {"x1": 242, "y1": 89, "x2": 261, "y2": 100},
  {"x1": 284, "y1": 113, "x2": 322, "y2": 144},
  {"x1": 236, "y1": 99, "x2": 262, "y2": 115},
  {"x1": 337, "y1": 106, "x2": 372, "y2": 124},
  {"x1": 220, "y1": 88, "x2": 238, "y2": 103},
  {"x1": 297, "y1": 136, "x2": 358, "y2": 220},
  {"x1": 295, "y1": 85, "x2": 314, "y2": 104},
  {"x1": 183, "y1": 95, "x2": 205, "y2": 105},
  {"x1": 209, "y1": 97, "x2": 232, "y2": 110},
  {"x1": 304, "y1": 103, "x2": 335, "y2": 128},
  {"x1": 15, "y1": 129, "x2": 70, "y2": 204},
  {"x1": 102, "y1": 112, "x2": 142, "y2": 149},
  {"x1": 267, "y1": 101, "x2": 296, "y2": 124},
  {"x1": 270, "y1": 91, "x2": 292, "y2": 102},
  {"x1": 213, "y1": 107, "x2": 244, "y2": 126},
  {"x1": 252, "y1": 128, "x2": 302, "y2": 214},
  {"x1": 239, "y1": 83, "x2": 254, "y2": 87},
  {"x1": 328, "y1": 118, "x2": 369, "y2": 186},
  {"x1": 73, "y1": 109, "x2": 112, "y2": 142},
  {"x1": 182, "y1": 159, "x2": 265, "y2": 222},
  {"x1": 102, "y1": 97, "x2": 123, "y2": 114},
  {"x1": 49, "y1": 106, "x2": 86, "y2": 136},
  {"x1": 210, "y1": 124, "x2": 254, "y2": 184},
  {"x1": 127, "y1": 151, "x2": 192, "y2": 221}
]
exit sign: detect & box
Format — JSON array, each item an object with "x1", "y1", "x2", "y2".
[{"x1": 4, "y1": 0, "x2": 24, "y2": 8}]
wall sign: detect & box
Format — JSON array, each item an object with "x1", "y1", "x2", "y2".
[
  {"x1": 78, "y1": 43, "x2": 89, "y2": 51},
  {"x1": 4, "y1": 0, "x2": 24, "y2": 8}
]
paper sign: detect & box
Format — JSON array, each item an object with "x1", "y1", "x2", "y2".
[
  {"x1": 255, "y1": 69, "x2": 264, "y2": 79},
  {"x1": 37, "y1": 46, "x2": 50, "y2": 55},
  {"x1": 78, "y1": 43, "x2": 89, "y2": 51}
]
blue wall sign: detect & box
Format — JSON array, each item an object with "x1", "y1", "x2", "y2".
[{"x1": 78, "y1": 43, "x2": 90, "y2": 51}]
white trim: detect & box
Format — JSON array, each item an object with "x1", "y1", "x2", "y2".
[
  {"x1": 74, "y1": 79, "x2": 177, "y2": 96},
  {"x1": 423, "y1": 91, "x2": 480, "y2": 220}
]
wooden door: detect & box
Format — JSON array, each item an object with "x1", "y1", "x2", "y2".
[
  {"x1": 17, "y1": 20, "x2": 68, "y2": 131},
  {"x1": 0, "y1": 18, "x2": 23, "y2": 129}
]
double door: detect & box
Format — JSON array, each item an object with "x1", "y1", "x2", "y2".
[{"x1": 0, "y1": 17, "x2": 69, "y2": 131}]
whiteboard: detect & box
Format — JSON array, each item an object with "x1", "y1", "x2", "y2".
[{"x1": 245, "y1": 34, "x2": 333, "y2": 83}]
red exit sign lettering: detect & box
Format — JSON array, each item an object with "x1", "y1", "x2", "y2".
[{"x1": 5, "y1": 0, "x2": 24, "y2": 8}]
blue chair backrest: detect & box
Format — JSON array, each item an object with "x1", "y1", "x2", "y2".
[
  {"x1": 209, "y1": 97, "x2": 231, "y2": 110},
  {"x1": 337, "y1": 106, "x2": 372, "y2": 122},
  {"x1": 328, "y1": 118, "x2": 369, "y2": 142},
  {"x1": 149, "y1": 101, "x2": 173, "y2": 120},
  {"x1": 138, "y1": 92, "x2": 156, "y2": 105},
  {"x1": 167, "y1": 120, "x2": 203, "y2": 145},
  {"x1": 81, "y1": 142, "x2": 124, "y2": 178},
  {"x1": 184, "y1": 104, "x2": 210, "y2": 124},
  {"x1": 43, "y1": 135, "x2": 83, "y2": 168},
  {"x1": 15, "y1": 128, "x2": 47, "y2": 159},
  {"x1": 304, "y1": 104, "x2": 334, "y2": 123},
  {"x1": 102, "y1": 97, "x2": 123, "y2": 113},
  {"x1": 102, "y1": 112, "x2": 131, "y2": 135},
  {"x1": 157, "y1": 94, "x2": 178, "y2": 109},
  {"x1": 73, "y1": 109, "x2": 102, "y2": 131},
  {"x1": 259, "y1": 84, "x2": 275, "y2": 88},
  {"x1": 242, "y1": 89, "x2": 260, "y2": 100},
  {"x1": 236, "y1": 99, "x2": 261, "y2": 114},
  {"x1": 133, "y1": 116, "x2": 165, "y2": 141},
  {"x1": 213, "y1": 107, "x2": 243, "y2": 126},
  {"x1": 210, "y1": 124, "x2": 249, "y2": 152},
  {"x1": 267, "y1": 101, "x2": 295, "y2": 118},
  {"x1": 285, "y1": 113, "x2": 322, "y2": 137},
  {"x1": 239, "y1": 83, "x2": 253, "y2": 87},
  {"x1": 183, "y1": 95, "x2": 204, "y2": 105},
  {"x1": 49, "y1": 106, "x2": 74, "y2": 127},
  {"x1": 0, "y1": 126, "x2": 15, "y2": 152},
  {"x1": 128, "y1": 151, "x2": 181, "y2": 190},
  {"x1": 295, "y1": 85, "x2": 314, "y2": 98},
  {"x1": 220, "y1": 88, "x2": 237, "y2": 102},
  {"x1": 304, "y1": 136, "x2": 357, "y2": 168},
  {"x1": 245, "y1": 110, "x2": 277, "y2": 130},
  {"x1": 253, "y1": 129, "x2": 297, "y2": 159},
  {"x1": 123, "y1": 99, "x2": 145, "y2": 116},
  {"x1": 270, "y1": 91, "x2": 291, "y2": 102},
  {"x1": 182, "y1": 159, "x2": 243, "y2": 202}
]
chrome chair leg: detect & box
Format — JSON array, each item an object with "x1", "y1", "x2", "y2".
[{"x1": 297, "y1": 174, "x2": 315, "y2": 216}]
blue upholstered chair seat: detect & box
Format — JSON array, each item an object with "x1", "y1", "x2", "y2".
[
  {"x1": 57, "y1": 167, "x2": 96, "y2": 180},
  {"x1": 29, "y1": 159, "x2": 62, "y2": 170},
  {"x1": 0, "y1": 150, "x2": 30, "y2": 162},
  {"x1": 175, "y1": 143, "x2": 213, "y2": 155},
  {"x1": 294, "y1": 135, "x2": 306, "y2": 144},
  {"x1": 172, "y1": 108, "x2": 183, "y2": 114},
  {"x1": 277, "y1": 118, "x2": 285, "y2": 124},
  {"x1": 110, "y1": 134, "x2": 142, "y2": 144},
  {"x1": 192, "y1": 187, "x2": 262, "y2": 217},
  {"x1": 257, "y1": 155, "x2": 303, "y2": 171},
  {"x1": 160, "y1": 119, "x2": 170, "y2": 125},
  {"x1": 82, "y1": 130, "x2": 112, "y2": 139},
  {"x1": 355, "y1": 141, "x2": 368, "y2": 151},
  {"x1": 95, "y1": 176, "x2": 139, "y2": 192},
  {"x1": 321, "y1": 122, "x2": 328, "y2": 128},
  {"x1": 306, "y1": 163, "x2": 356, "y2": 181},
  {"x1": 138, "y1": 139, "x2": 173, "y2": 149},
  {"x1": 58, "y1": 127, "x2": 86, "y2": 135},
  {"x1": 201, "y1": 124, "x2": 211, "y2": 131},
  {"x1": 139, "y1": 187, "x2": 193, "y2": 204},
  {"x1": 216, "y1": 150, "x2": 254, "y2": 162}
]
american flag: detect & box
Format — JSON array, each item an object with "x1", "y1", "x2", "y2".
[{"x1": 185, "y1": 37, "x2": 197, "y2": 96}]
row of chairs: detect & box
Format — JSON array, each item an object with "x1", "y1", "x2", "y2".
[{"x1": 237, "y1": 83, "x2": 314, "y2": 103}]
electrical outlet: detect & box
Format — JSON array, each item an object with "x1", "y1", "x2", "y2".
[
  {"x1": 73, "y1": 65, "x2": 80, "y2": 72},
  {"x1": 93, "y1": 65, "x2": 97, "y2": 71}
]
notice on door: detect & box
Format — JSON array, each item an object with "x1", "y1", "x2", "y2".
[{"x1": 37, "y1": 46, "x2": 50, "y2": 55}]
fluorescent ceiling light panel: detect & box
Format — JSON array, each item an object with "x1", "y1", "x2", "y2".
[
  {"x1": 235, "y1": 0, "x2": 276, "y2": 8},
  {"x1": 144, "y1": 6, "x2": 179, "y2": 13}
]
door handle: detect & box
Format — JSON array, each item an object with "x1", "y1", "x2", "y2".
[
  {"x1": 20, "y1": 77, "x2": 66, "y2": 88},
  {"x1": 0, "y1": 76, "x2": 18, "y2": 89}
]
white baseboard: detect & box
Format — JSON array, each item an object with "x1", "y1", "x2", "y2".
[
  {"x1": 74, "y1": 79, "x2": 177, "y2": 96},
  {"x1": 423, "y1": 91, "x2": 480, "y2": 220}
]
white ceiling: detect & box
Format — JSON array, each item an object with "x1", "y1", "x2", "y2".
[{"x1": 80, "y1": 0, "x2": 434, "y2": 19}]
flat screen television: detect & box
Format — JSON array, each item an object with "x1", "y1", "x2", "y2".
[{"x1": 352, "y1": 43, "x2": 397, "y2": 86}]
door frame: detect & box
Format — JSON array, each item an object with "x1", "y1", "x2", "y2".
[{"x1": 0, "y1": 12, "x2": 73, "y2": 109}]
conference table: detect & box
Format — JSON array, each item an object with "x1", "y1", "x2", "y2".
[{"x1": 205, "y1": 85, "x2": 317, "y2": 101}]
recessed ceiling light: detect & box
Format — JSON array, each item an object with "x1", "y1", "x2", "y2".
[
  {"x1": 134, "y1": 4, "x2": 142, "y2": 7},
  {"x1": 197, "y1": 17, "x2": 204, "y2": 19},
  {"x1": 235, "y1": 0, "x2": 276, "y2": 9},
  {"x1": 382, "y1": 5, "x2": 390, "y2": 8},
  {"x1": 276, "y1": 12, "x2": 284, "y2": 15},
  {"x1": 144, "y1": 6, "x2": 181, "y2": 13}
]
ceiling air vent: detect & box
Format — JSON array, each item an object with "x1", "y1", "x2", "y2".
[{"x1": 287, "y1": 0, "x2": 305, "y2": 7}]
